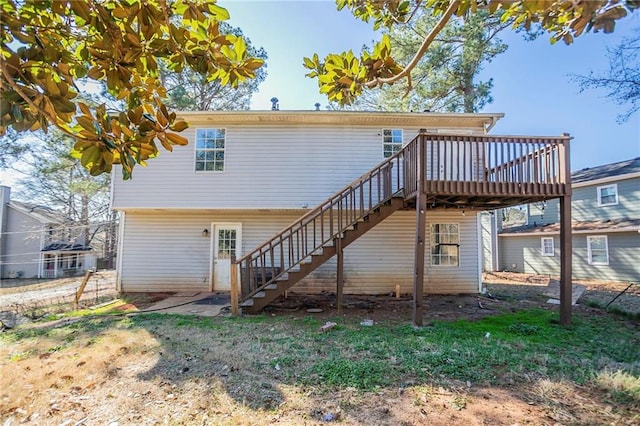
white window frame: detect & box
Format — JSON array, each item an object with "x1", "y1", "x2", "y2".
[
  {"x1": 587, "y1": 235, "x2": 609, "y2": 265},
  {"x1": 195, "y1": 128, "x2": 226, "y2": 173},
  {"x1": 597, "y1": 184, "x2": 618, "y2": 206},
  {"x1": 382, "y1": 129, "x2": 403, "y2": 158},
  {"x1": 430, "y1": 223, "x2": 460, "y2": 267},
  {"x1": 541, "y1": 237, "x2": 554, "y2": 256}
]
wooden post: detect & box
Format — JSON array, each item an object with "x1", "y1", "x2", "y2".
[
  {"x1": 74, "y1": 269, "x2": 94, "y2": 309},
  {"x1": 559, "y1": 195, "x2": 572, "y2": 325},
  {"x1": 336, "y1": 237, "x2": 344, "y2": 315},
  {"x1": 230, "y1": 255, "x2": 239, "y2": 316},
  {"x1": 413, "y1": 131, "x2": 427, "y2": 327},
  {"x1": 559, "y1": 136, "x2": 572, "y2": 326},
  {"x1": 413, "y1": 192, "x2": 427, "y2": 327}
]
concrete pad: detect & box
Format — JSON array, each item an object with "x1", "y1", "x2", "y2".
[
  {"x1": 143, "y1": 292, "x2": 231, "y2": 316},
  {"x1": 544, "y1": 280, "x2": 587, "y2": 306}
]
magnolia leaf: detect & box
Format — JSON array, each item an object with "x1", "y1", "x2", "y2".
[{"x1": 166, "y1": 132, "x2": 188, "y2": 146}]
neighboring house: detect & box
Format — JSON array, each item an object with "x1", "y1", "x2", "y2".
[
  {"x1": 488, "y1": 157, "x2": 640, "y2": 282},
  {"x1": 0, "y1": 186, "x2": 96, "y2": 280},
  {"x1": 112, "y1": 110, "x2": 572, "y2": 321}
]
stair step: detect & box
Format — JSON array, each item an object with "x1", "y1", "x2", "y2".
[{"x1": 239, "y1": 191, "x2": 406, "y2": 313}]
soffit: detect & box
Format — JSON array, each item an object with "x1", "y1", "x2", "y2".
[{"x1": 177, "y1": 110, "x2": 504, "y2": 132}]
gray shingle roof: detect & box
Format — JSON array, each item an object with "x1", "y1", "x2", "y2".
[
  {"x1": 8, "y1": 200, "x2": 67, "y2": 224},
  {"x1": 572, "y1": 157, "x2": 640, "y2": 183}
]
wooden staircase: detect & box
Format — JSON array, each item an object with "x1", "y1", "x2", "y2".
[
  {"x1": 235, "y1": 147, "x2": 408, "y2": 314},
  {"x1": 234, "y1": 131, "x2": 571, "y2": 314},
  {"x1": 241, "y1": 197, "x2": 404, "y2": 313}
]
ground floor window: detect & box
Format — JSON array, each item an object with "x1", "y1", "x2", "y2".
[
  {"x1": 430, "y1": 223, "x2": 459, "y2": 266},
  {"x1": 587, "y1": 235, "x2": 609, "y2": 265},
  {"x1": 541, "y1": 237, "x2": 554, "y2": 256}
]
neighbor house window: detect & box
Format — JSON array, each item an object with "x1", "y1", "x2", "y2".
[
  {"x1": 587, "y1": 235, "x2": 609, "y2": 265},
  {"x1": 195, "y1": 128, "x2": 225, "y2": 172},
  {"x1": 597, "y1": 184, "x2": 618, "y2": 206},
  {"x1": 541, "y1": 237, "x2": 554, "y2": 256},
  {"x1": 382, "y1": 129, "x2": 403, "y2": 158},
  {"x1": 430, "y1": 223, "x2": 459, "y2": 266}
]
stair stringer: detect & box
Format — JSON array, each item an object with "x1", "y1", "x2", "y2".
[{"x1": 242, "y1": 197, "x2": 405, "y2": 313}]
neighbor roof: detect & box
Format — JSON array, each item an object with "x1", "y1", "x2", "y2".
[
  {"x1": 9, "y1": 201, "x2": 66, "y2": 224},
  {"x1": 572, "y1": 157, "x2": 640, "y2": 183},
  {"x1": 499, "y1": 218, "x2": 640, "y2": 236}
]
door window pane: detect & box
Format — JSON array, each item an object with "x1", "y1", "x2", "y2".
[{"x1": 217, "y1": 229, "x2": 237, "y2": 259}]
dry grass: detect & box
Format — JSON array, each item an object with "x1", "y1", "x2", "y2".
[{"x1": 1, "y1": 272, "x2": 639, "y2": 425}]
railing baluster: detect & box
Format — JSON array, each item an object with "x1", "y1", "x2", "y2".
[{"x1": 269, "y1": 241, "x2": 274, "y2": 283}]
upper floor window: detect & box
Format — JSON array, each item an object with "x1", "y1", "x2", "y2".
[
  {"x1": 430, "y1": 223, "x2": 459, "y2": 266},
  {"x1": 382, "y1": 129, "x2": 403, "y2": 158},
  {"x1": 195, "y1": 128, "x2": 225, "y2": 172},
  {"x1": 541, "y1": 237, "x2": 554, "y2": 256},
  {"x1": 597, "y1": 184, "x2": 618, "y2": 206},
  {"x1": 587, "y1": 235, "x2": 609, "y2": 265}
]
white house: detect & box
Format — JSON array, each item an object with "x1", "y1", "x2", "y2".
[
  {"x1": 112, "y1": 110, "x2": 573, "y2": 324},
  {"x1": 0, "y1": 186, "x2": 96, "y2": 280}
]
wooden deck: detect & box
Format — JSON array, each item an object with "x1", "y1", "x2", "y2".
[{"x1": 234, "y1": 130, "x2": 573, "y2": 324}]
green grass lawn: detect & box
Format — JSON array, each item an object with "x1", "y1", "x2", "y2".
[{"x1": 4, "y1": 307, "x2": 638, "y2": 404}]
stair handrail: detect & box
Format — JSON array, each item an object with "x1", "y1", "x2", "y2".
[{"x1": 234, "y1": 136, "x2": 417, "y2": 299}]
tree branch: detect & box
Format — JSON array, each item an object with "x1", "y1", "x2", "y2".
[{"x1": 365, "y1": 0, "x2": 461, "y2": 88}]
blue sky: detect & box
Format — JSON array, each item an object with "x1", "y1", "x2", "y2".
[{"x1": 226, "y1": 0, "x2": 640, "y2": 172}]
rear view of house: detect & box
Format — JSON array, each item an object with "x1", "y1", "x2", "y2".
[
  {"x1": 112, "y1": 110, "x2": 573, "y2": 324},
  {"x1": 494, "y1": 157, "x2": 640, "y2": 282}
]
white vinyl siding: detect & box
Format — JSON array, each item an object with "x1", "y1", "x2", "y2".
[
  {"x1": 119, "y1": 210, "x2": 480, "y2": 294},
  {"x1": 112, "y1": 124, "x2": 484, "y2": 210},
  {"x1": 1, "y1": 208, "x2": 43, "y2": 279},
  {"x1": 587, "y1": 235, "x2": 609, "y2": 265},
  {"x1": 195, "y1": 128, "x2": 225, "y2": 172},
  {"x1": 597, "y1": 184, "x2": 618, "y2": 206},
  {"x1": 541, "y1": 237, "x2": 554, "y2": 256},
  {"x1": 382, "y1": 129, "x2": 403, "y2": 158}
]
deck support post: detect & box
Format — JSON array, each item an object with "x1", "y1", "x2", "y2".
[
  {"x1": 413, "y1": 131, "x2": 427, "y2": 327},
  {"x1": 413, "y1": 192, "x2": 427, "y2": 327},
  {"x1": 336, "y1": 237, "x2": 344, "y2": 314},
  {"x1": 559, "y1": 135, "x2": 572, "y2": 326},
  {"x1": 559, "y1": 194, "x2": 572, "y2": 325}
]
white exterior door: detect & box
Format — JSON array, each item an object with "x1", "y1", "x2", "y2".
[{"x1": 211, "y1": 224, "x2": 242, "y2": 291}]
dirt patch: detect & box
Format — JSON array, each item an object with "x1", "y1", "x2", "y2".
[
  {"x1": 1, "y1": 272, "x2": 638, "y2": 425},
  {"x1": 484, "y1": 271, "x2": 640, "y2": 317}
]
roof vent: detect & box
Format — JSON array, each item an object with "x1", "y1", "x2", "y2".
[
  {"x1": 314, "y1": 102, "x2": 321, "y2": 111},
  {"x1": 270, "y1": 97, "x2": 279, "y2": 111}
]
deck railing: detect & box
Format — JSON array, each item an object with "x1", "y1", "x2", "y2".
[
  {"x1": 234, "y1": 131, "x2": 570, "y2": 300},
  {"x1": 410, "y1": 133, "x2": 570, "y2": 197}
]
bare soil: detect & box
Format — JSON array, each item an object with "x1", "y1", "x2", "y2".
[{"x1": 1, "y1": 272, "x2": 638, "y2": 425}]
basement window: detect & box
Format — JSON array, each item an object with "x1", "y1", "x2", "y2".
[
  {"x1": 587, "y1": 235, "x2": 609, "y2": 265},
  {"x1": 541, "y1": 237, "x2": 554, "y2": 256},
  {"x1": 430, "y1": 223, "x2": 459, "y2": 266}
]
